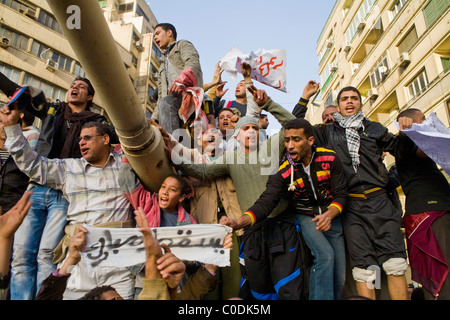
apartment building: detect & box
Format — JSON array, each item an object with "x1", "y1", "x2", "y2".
[
  {"x1": 0, "y1": 0, "x2": 162, "y2": 118},
  {"x1": 313, "y1": 0, "x2": 449, "y2": 135}
]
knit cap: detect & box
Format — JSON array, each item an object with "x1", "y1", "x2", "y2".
[{"x1": 233, "y1": 116, "x2": 259, "y2": 134}]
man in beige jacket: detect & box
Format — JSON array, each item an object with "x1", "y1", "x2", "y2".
[{"x1": 151, "y1": 23, "x2": 203, "y2": 134}]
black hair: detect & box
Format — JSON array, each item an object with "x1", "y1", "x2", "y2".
[
  {"x1": 74, "y1": 76, "x2": 95, "y2": 97},
  {"x1": 20, "y1": 109, "x2": 36, "y2": 127},
  {"x1": 73, "y1": 76, "x2": 95, "y2": 110},
  {"x1": 397, "y1": 108, "x2": 421, "y2": 122},
  {"x1": 81, "y1": 122, "x2": 112, "y2": 144},
  {"x1": 78, "y1": 285, "x2": 117, "y2": 300},
  {"x1": 285, "y1": 118, "x2": 314, "y2": 138},
  {"x1": 165, "y1": 173, "x2": 189, "y2": 196},
  {"x1": 155, "y1": 23, "x2": 177, "y2": 40},
  {"x1": 218, "y1": 108, "x2": 234, "y2": 117},
  {"x1": 259, "y1": 113, "x2": 268, "y2": 119},
  {"x1": 337, "y1": 86, "x2": 361, "y2": 104}
]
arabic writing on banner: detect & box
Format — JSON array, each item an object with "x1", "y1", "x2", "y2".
[
  {"x1": 220, "y1": 47, "x2": 287, "y2": 92},
  {"x1": 80, "y1": 224, "x2": 232, "y2": 270},
  {"x1": 395, "y1": 112, "x2": 450, "y2": 174}
]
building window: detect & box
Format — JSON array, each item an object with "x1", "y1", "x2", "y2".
[
  {"x1": 345, "y1": 0, "x2": 376, "y2": 42},
  {"x1": 320, "y1": 58, "x2": 337, "y2": 92},
  {"x1": 37, "y1": 9, "x2": 63, "y2": 34},
  {"x1": 118, "y1": 2, "x2": 134, "y2": 13},
  {"x1": 30, "y1": 40, "x2": 50, "y2": 58},
  {"x1": 423, "y1": 0, "x2": 450, "y2": 29},
  {"x1": 149, "y1": 62, "x2": 158, "y2": 74},
  {"x1": 388, "y1": 0, "x2": 409, "y2": 22},
  {"x1": 136, "y1": 5, "x2": 149, "y2": 22},
  {"x1": 73, "y1": 62, "x2": 86, "y2": 77},
  {"x1": 324, "y1": 92, "x2": 334, "y2": 106},
  {"x1": 98, "y1": 0, "x2": 107, "y2": 8},
  {"x1": 148, "y1": 85, "x2": 156, "y2": 101},
  {"x1": 52, "y1": 52, "x2": 72, "y2": 72},
  {"x1": 23, "y1": 73, "x2": 67, "y2": 102},
  {"x1": 442, "y1": 57, "x2": 450, "y2": 72},
  {"x1": 0, "y1": 62, "x2": 21, "y2": 84},
  {"x1": 131, "y1": 54, "x2": 138, "y2": 68},
  {"x1": 31, "y1": 40, "x2": 73, "y2": 72},
  {"x1": 407, "y1": 69, "x2": 429, "y2": 101},
  {"x1": 0, "y1": 26, "x2": 29, "y2": 51},
  {"x1": 369, "y1": 56, "x2": 389, "y2": 88},
  {"x1": 152, "y1": 43, "x2": 161, "y2": 58},
  {"x1": 0, "y1": 0, "x2": 33, "y2": 14},
  {"x1": 397, "y1": 26, "x2": 418, "y2": 54}
]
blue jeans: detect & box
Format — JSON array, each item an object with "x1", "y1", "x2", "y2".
[
  {"x1": 295, "y1": 214, "x2": 346, "y2": 300},
  {"x1": 10, "y1": 185, "x2": 68, "y2": 300}
]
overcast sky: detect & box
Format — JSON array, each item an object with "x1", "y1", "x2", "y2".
[{"x1": 147, "y1": 0, "x2": 336, "y2": 132}]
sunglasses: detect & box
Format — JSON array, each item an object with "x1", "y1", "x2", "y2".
[{"x1": 76, "y1": 134, "x2": 102, "y2": 143}]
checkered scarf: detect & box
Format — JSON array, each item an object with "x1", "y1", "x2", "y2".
[{"x1": 333, "y1": 111, "x2": 365, "y2": 172}]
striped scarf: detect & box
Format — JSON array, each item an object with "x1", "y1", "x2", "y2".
[{"x1": 333, "y1": 111, "x2": 365, "y2": 172}]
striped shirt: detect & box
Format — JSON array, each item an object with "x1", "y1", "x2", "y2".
[
  {"x1": 22, "y1": 125, "x2": 40, "y2": 150},
  {"x1": 4, "y1": 124, "x2": 133, "y2": 225}
]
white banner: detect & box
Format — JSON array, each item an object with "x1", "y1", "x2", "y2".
[
  {"x1": 396, "y1": 112, "x2": 450, "y2": 174},
  {"x1": 220, "y1": 47, "x2": 287, "y2": 92},
  {"x1": 81, "y1": 224, "x2": 232, "y2": 270}
]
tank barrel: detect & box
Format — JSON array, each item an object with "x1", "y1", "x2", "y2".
[{"x1": 46, "y1": 0, "x2": 173, "y2": 192}]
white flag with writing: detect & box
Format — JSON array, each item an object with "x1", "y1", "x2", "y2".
[
  {"x1": 81, "y1": 224, "x2": 232, "y2": 270},
  {"x1": 396, "y1": 112, "x2": 450, "y2": 174},
  {"x1": 220, "y1": 47, "x2": 287, "y2": 92}
]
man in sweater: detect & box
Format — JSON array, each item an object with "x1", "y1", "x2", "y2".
[
  {"x1": 167, "y1": 83, "x2": 319, "y2": 298},
  {"x1": 394, "y1": 109, "x2": 450, "y2": 300}
]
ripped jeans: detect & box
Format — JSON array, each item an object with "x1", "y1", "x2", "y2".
[{"x1": 10, "y1": 184, "x2": 68, "y2": 300}]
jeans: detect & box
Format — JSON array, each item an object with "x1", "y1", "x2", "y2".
[
  {"x1": 295, "y1": 214, "x2": 346, "y2": 300},
  {"x1": 10, "y1": 184, "x2": 68, "y2": 300},
  {"x1": 158, "y1": 94, "x2": 183, "y2": 134}
]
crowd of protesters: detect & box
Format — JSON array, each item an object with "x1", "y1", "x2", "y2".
[{"x1": 0, "y1": 22, "x2": 449, "y2": 301}]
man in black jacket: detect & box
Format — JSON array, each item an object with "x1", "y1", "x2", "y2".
[
  {"x1": 394, "y1": 109, "x2": 450, "y2": 300},
  {"x1": 0, "y1": 114, "x2": 28, "y2": 214},
  {"x1": 309, "y1": 87, "x2": 408, "y2": 300},
  {"x1": 0, "y1": 73, "x2": 114, "y2": 300},
  {"x1": 221, "y1": 118, "x2": 347, "y2": 300}
]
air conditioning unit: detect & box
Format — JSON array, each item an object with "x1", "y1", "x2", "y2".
[
  {"x1": 135, "y1": 77, "x2": 146, "y2": 86},
  {"x1": 357, "y1": 18, "x2": 366, "y2": 30},
  {"x1": 368, "y1": 88, "x2": 379, "y2": 100},
  {"x1": 378, "y1": 66, "x2": 388, "y2": 76},
  {"x1": 45, "y1": 59, "x2": 57, "y2": 72},
  {"x1": 135, "y1": 41, "x2": 144, "y2": 51},
  {"x1": 398, "y1": 52, "x2": 411, "y2": 68},
  {"x1": 330, "y1": 62, "x2": 338, "y2": 72},
  {"x1": 343, "y1": 41, "x2": 352, "y2": 52},
  {"x1": 23, "y1": 7, "x2": 37, "y2": 19},
  {"x1": 0, "y1": 37, "x2": 10, "y2": 48},
  {"x1": 326, "y1": 39, "x2": 334, "y2": 49}
]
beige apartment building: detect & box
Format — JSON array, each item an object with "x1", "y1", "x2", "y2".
[
  {"x1": 0, "y1": 0, "x2": 162, "y2": 118},
  {"x1": 313, "y1": 0, "x2": 449, "y2": 135},
  {"x1": 313, "y1": 0, "x2": 449, "y2": 207}
]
